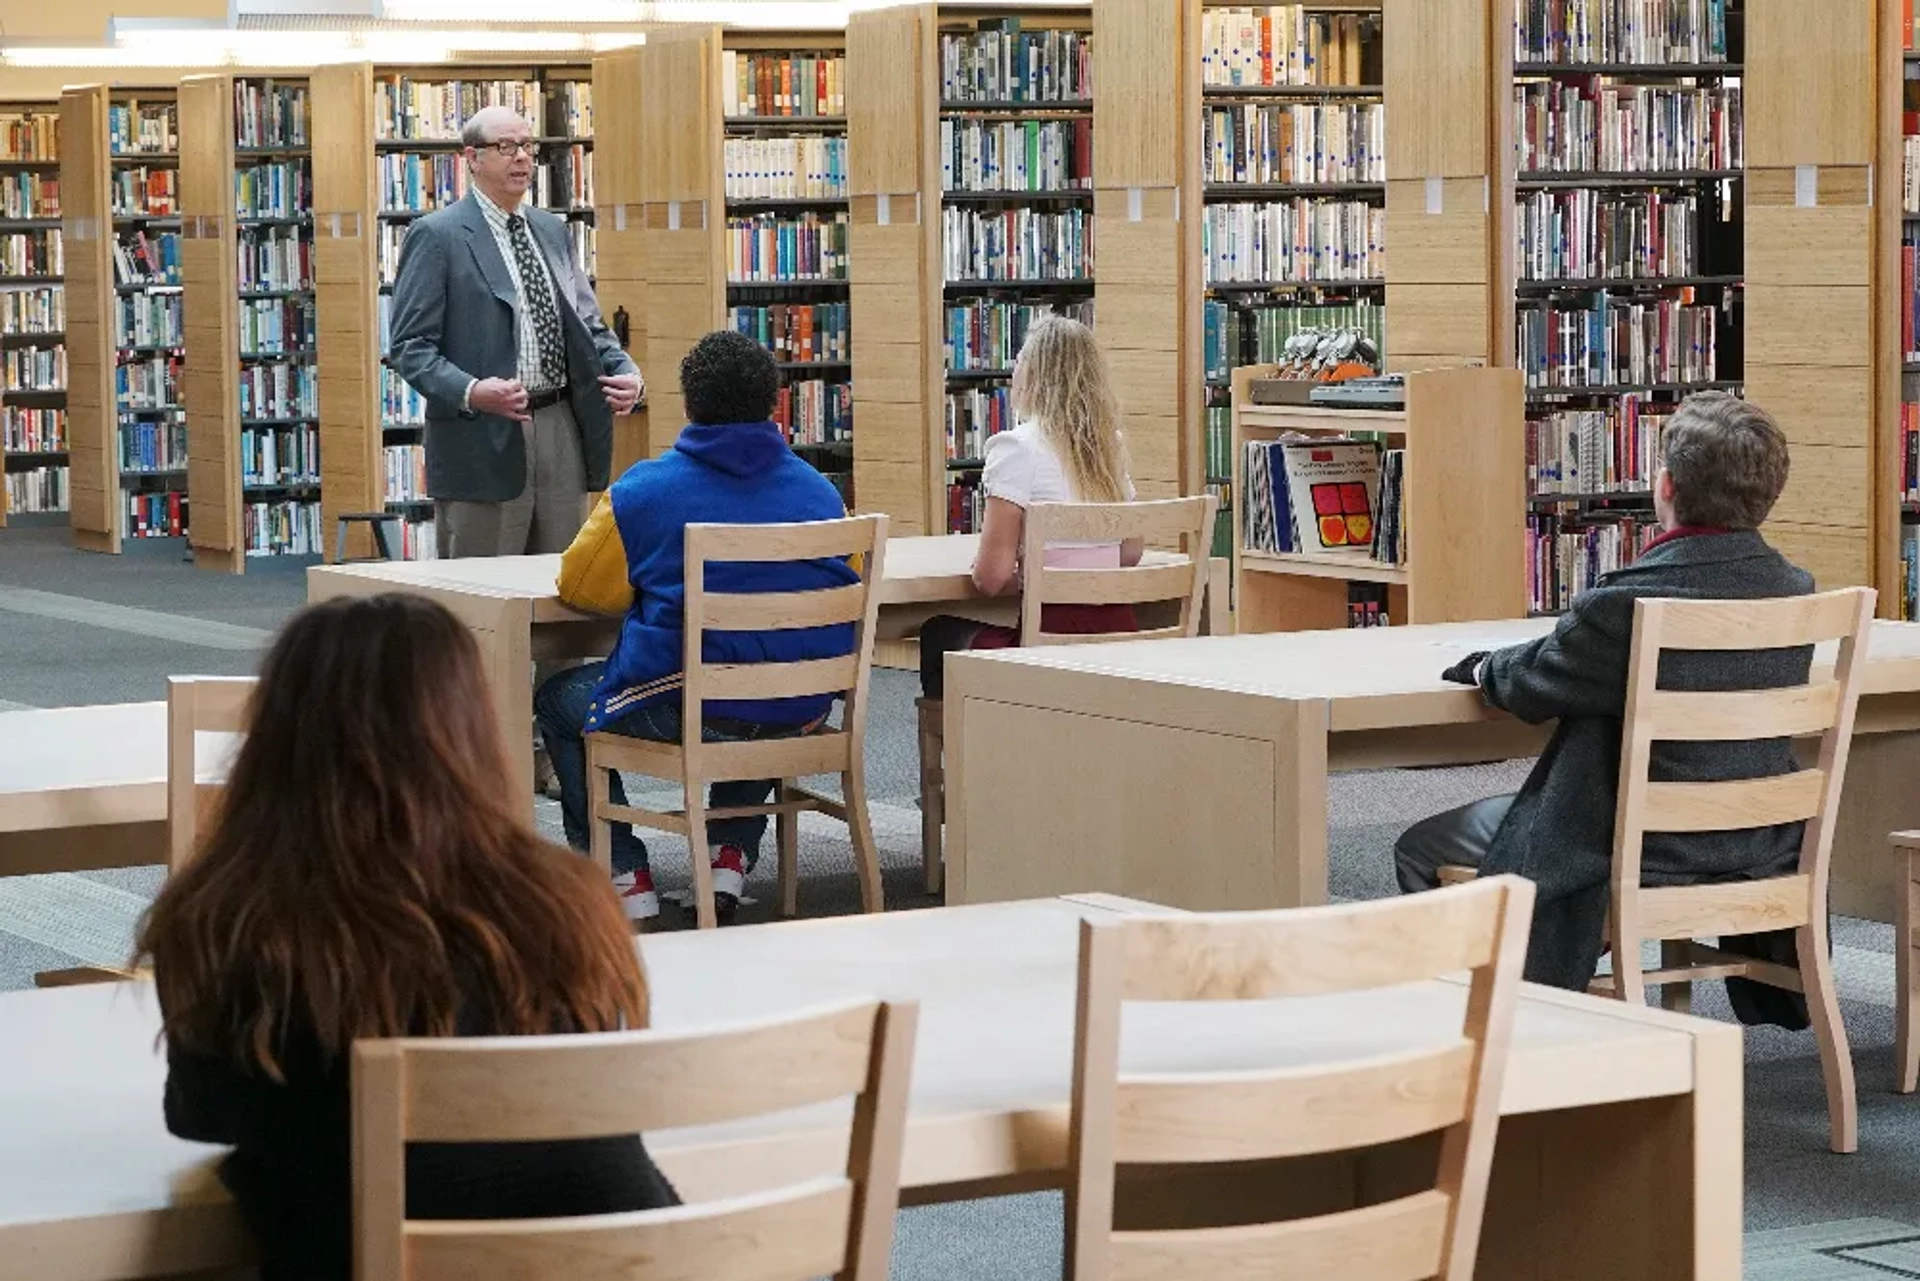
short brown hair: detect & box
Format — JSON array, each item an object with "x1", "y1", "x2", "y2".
[{"x1": 1660, "y1": 392, "x2": 1790, "y2": 529}]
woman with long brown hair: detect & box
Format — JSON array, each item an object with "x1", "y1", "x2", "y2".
[{"x1": 138, "y1": 593, "x2": 674, "y2": 1281}]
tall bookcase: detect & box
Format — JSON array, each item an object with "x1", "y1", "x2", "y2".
[
  {"x1": 180, "y1": 74, "x2": 319, "y2": 573},
  {"x1": 591, "y1": 47, "x2": 647, "y2": 474},
  {"x1": 61, "y1": 83, "x2": 184, "y2": 554},
  {"x1": 308, "y1": 61, "x2": 595, "y2": 563},
  {"x1": 1891, "y1": 0, "x2": 1918, "y2": 618},
  {"x1": 0, "y1": 99, "x2": 66, "y2": 528}
]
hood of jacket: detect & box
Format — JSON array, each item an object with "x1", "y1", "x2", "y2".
[{"x1": 673, "y1": 421, "x2": 790, "y2": 477}]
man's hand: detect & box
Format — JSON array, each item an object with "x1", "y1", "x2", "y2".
[
  {"x1": 599, "y1": 372, "x2": 644, "y2": 416},
  {"x1": 470, "y1": 377, "x2": 531, "y2": 422}
]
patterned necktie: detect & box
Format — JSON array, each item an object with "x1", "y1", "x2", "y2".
[{"x1": 507, "y1": 213, "x2": 568, "y2": 389}]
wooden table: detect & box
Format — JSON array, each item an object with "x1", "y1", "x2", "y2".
[
  {"x1": 0, "y1": 896, "x2": 1738, "y2": 1281},
  {"x1": 0, "y1": 704, "x2": 168, "y2": 876},
  {"x1": 946, "y1": 618, "x2": 1920, "y2": 921},
  {"x1": 306, "y1": 537, "x2": 1228, "y2": 817}
]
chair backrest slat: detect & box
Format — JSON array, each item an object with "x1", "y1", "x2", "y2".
[
  {"x1": 166, "y1": 675, "x2": 255, "y2": 872},
  {"x1": 1018, "y1": 496, "x2": 1216, "y2": 647},
  {"x1": 392, "y1": 999, "x2": 882, "y2": 1142},
  {"x1": 405, "y1": 1178, "x2": 856, "y2": 1281},
  {"x1": 702, "y1": 656, "x2": 863, "y2": 704},
  {"x1": 1115, "y1": 1041, "x2": 1474, "y2": 1164},
  {"x1": 1640, "y1": 770, "x2": 1826, "y2": 834},
  {"x1": 1110, "y1": 1189, "x2": 1451, "y2": 1281},
  {"x1": 701, "y1": 583, "x2": 870, "y2": 632},
  {"x1": 1068, "y1": 878, "x2": 1533, "y2": 1281},
  {"x1": 1637, "y1": 683, "x2": 1839, "y2": 742},
  {"x1": 689, "y1": 519, "x2": 878, "y2": 564},
  {"x1": 1652, "y1": 589, "x2": 1866, "y2": 651}
]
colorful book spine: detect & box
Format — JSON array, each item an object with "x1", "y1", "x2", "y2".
[
  {"x1": 1514, "y1": 0, "x2": 1730, "y2": 64},
  {"x1": 1202, "y1": 102, "x2": 1384, "y2": 186},
  {"x1": 1514, "y1": 81, "x2": 1742, "y2": 174}
]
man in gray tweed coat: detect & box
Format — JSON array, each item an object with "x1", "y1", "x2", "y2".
[{"x1": 1397, "y1": 392, "x2": 1813, "y2": 1026}]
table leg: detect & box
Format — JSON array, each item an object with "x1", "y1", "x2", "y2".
[
  {"x1": 1826, "y1": 728, "x2": 1920, "y2": 922},
  {"x1": 1203, "y1": 556, "x2": 1231, "y2": 636},
  {"x1": 474, "y1": 602, "x2": 536, "y2": 821}
]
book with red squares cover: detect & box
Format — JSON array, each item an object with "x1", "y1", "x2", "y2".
[{"x1": 1278, "y1": 439, "x2": 1382, "y2": 557}]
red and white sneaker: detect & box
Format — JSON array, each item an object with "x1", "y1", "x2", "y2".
[
  {"x1": 709, "y1": 845, "x2": 748, "y2": 922},
  {"x1": 611, "y1": 868, "x2": 660, "y2": 922}
]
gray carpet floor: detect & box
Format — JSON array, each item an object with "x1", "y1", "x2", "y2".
[{"x1": 4, "y1": 515, "x2": 1919, "y2": 1277}]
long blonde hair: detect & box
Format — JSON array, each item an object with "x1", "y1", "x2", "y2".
[{"x1": 1010, "y1": 314, "x2": 1131, "y2": 503}]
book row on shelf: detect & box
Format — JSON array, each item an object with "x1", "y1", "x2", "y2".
[
  {"x1": 940, "y1": 24, "x2": 1091, "y2": 105},
  {"x1": 1204, "y1": 407, "x2": 1232, "y2": 485},
  {"x1": 374, "y1": 78, "x2": 540, "y2": 142},
  {"x1": 243, "y1": 500, "x2": 321, "y2": 557},
  {"x1": 728, "y1": 301, "x2": 848, "y2": 364},
  {"x1": 1203, "y1": 298, "x2": 1386, "y2": 379},
  {"x1": 385, "y1": 442, "x2": 426, "y2": 503},
  {"x1": 241, "y1": 422, "x2": 319, "y2": 486},
  {"x1": 116, "y1": 291, "x2": 181, "y2": 348},
  {"x1": 945, "y1": 298, "x2": 1092, "y2": 372},
  {"x1": 0, "y1": 113, "x2": 56, "y2": 162},
  {"x1": 383, "y1": 367, "x2": 427, "y2": 425},
  {"x1": 946, "y1": 384, "x2": 1016, "y2": 462},
  {"x1": 0, "y1": 287, "x2": 61, "y2": 332},
  {"x1": 538, "y1": 148, "x2": 593, "y2": 210},
  {"x1": 550, "y1": 82, "x2": 592, "y2": 139},
  {"x1": 1201, "y1": 102, "x2": 1384, "y2": 187},
  {"x1": 1528, "y1": 509, "x2": 1659, "y2": 615},
  {"x1": 1205, "y1": 481, "x2": 1234, "y2": 557},
  {"x1": 1241, "y1": 437, "x2": 1404, "y2": 565},
  {"x1": 942, "y1": 206, "x2": 1090, "y2": 282},
  {"x1": 946, "y1": 474, "x2": 985, "y2": 535},
  {"x1": 0, "y1": 172, "x2": 59, "y2": 220},
  {"x1": 113, "y1": 168, "x2": 179, "y2": 217},
  {"x1": 3, "y1": 406, "x2": 64, "y2": 452},
  {"x1": 4, "y1": 345, "x2": 65, "y2": 391},
  {"x1": 124, "y1": 491, "x2": 188, "y2": 540},
  {"x1": 1903, "y1": 527, "x2": 1919, "y2": 624},
  {"x1": 773, "y1": 378, "x2": 851, "y2": 447},
  {"x1": 1514, "y1": 81, "x2": 1742, "y2": 176},
  {"x1": 115, "y1": 231, "x2": 180, "y2": 285},
  {"x1": 1202, "y1": 200, "x2": 1383, "y2": 286},
  {"x1": 6, "y1": 466, "x2": 67, "y2": 514},
  {"x1": 723, "y1": 136, "x2": 847, "y2": 202},
  {"x1": 241, "y1": 296, "x2": 315, "y2": 353},
  {"x1": 0, "y1": 231, "x2": 60, "y2": 277},
  {"x1": 121, "y1": 418, "x2": 187, "y2": 472},
  {"x1": 1514, "y1": 0, "x2": 1731, "y2": 65},
  {"x1": 1517, "y1": 188, "x2": 1707, "y2": 281},
  {"x1": 118, "y1": 355, "x2": 181, "y2": 410},
  {"x1": 1516, "y1": 296, "x2": 1720, "y2": 389},
  {"x1": 240, "y1": 363, "x2": 316, "y2": 421},
  {"x1": 389, "y1": 516, "x2": 437, "y2": 561},
  {"x1": 109, "y1": 101, "x2": 178, "y2": 156},
  {"x1": 726, "y1": 211, "x2": 848, "y2": 283},
  {"x1": 723, "y1": 52, "x2": 844, "y2": 119},
  {"x1": 235, "y1": 162, "x2": 309, "y2": 220},
  {"x1": 940, "y1": 118, "x2": 1090, "y2": 194},
  {"x1": 1199, "y1": 7, "x2": 1377, "y2": 88},
  {"x1": 379, "y1": 153, "x2": 468, "y2": 213},
  {"x1": 234, "y1": 79, "x2": 308, "y2": 149},
  {"x1": 1528, "y1": 397, "x2": 1671, "y2": 498},
  {"x1": 241, "y1": 229, "x2": 311, "y2": 292}
]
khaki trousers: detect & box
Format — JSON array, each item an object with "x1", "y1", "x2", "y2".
[{"x1": 434, "y1": 398, "x2": 590, "y2": 559}]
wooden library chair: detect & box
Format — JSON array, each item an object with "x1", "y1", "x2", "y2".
[
  {"x1": 587, "y1": 515, "x2": 888, "y2": 929},
  {"x1": 1066, "y1": 875, "x2": 1535, "y2": 1281},
  {"x1": 353, "y1": 996, "x2": 918, "y2": 1281},
  {"x1": 34, "y1": 675, "x2": 254, "y2": 989},
  {"x1": 1595, "y1": 588, "x2": 1874, "y2": 1155},
  {"x1": 916, "y1": 494, "x2": 1217, "y2": 895}
]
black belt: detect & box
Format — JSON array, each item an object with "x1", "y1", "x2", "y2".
[{"x1": 526, "y1": 385, "x2": 568, "y2": 412}]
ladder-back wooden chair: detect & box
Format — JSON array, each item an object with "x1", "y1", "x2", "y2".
[
  {"x1": 587, "y1": 515, "x2": 887, "y2": 929},
  {"x1": 1599, "y1": 587, "x2": 1873, "y2": 1155},
  {"x1": 1067, "y1": 876, "x2": 1534, "y2": 1281},
  {"x1": 916, "y1": 494, "x2": 1217, "y2": 894},
  {"x1": 353, "y1": 997, "x2": 917, "y2": 1281}
]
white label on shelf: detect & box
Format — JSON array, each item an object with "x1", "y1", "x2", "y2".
[
  {"x1": 1484, "y1": 176, "x2": 1491, "y2": 213},
  {"x1": 1128, "y1": 187, "x2": 1144, "y2": 222},
  {"x1": 877, "y1": 193, "x2": 891, "y2": 226},
  {"x1": 1425, "y1": 177, "x2": 1443, "y2": 215},
  {"x1": 614, "y1": 204, "x2": 627, "y2": 231},
  {"x1": 668, "y1": 201, "x2": 681, "y2": 231},
  {"x1": 1796, "y1": 164, "x2": 1817, "y2": 208}
]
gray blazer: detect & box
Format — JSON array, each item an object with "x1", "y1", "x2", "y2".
[
  {"x1": 387, "y1": 194, "x2": 638, "y2": 502},
  {"x1": 1475, "y1": 530, "x2": 1815, "y2": 988}
]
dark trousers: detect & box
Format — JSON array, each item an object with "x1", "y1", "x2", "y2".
[
  {"x1": 534, "y1": 662, "x2": 806, "y2": 877},
  {"x1": 918, "y1": 615, "x2": 990, "y2": 700},
  {"x1": 1395, "y1": 793, "x2": 1811, "y2": 1028}
]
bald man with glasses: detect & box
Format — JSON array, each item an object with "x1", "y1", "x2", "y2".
[{"x1": 388, "y1": 104, "x2": 644, "y2": 560}]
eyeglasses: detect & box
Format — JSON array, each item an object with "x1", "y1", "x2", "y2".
[{"x1": 477, "y1": 139, "x2": 537, "y2": 159}]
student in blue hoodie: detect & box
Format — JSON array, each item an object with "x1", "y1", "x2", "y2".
[{"x1": 534, "y1": 330, "x2": 858, "y2": 923}]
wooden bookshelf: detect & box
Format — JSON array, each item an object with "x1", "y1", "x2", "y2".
[
  {"x1": 0, "y1": 98, "x2": 67, "y2": 528},
  {"x1": 62, "y1": 83, "x2": 184, "y2": 554},
  {"x1": 1230, "y1": 363, "x2": 1524, "y2": 631},
  {"x1": 592, "y1": 46, "x2": 648, "y2": 473}
]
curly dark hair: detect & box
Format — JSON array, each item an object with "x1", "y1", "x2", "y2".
[{"x1": 680, "y1": 329, "x2": 780, "y2": 426}]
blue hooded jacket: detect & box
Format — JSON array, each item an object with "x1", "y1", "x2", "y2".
[{"x1": 582, "y1": 421, "x2": 858, "y2": 732}]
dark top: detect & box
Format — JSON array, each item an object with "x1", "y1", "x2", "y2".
[
  {"x1": 163, "y1": 990, "x2": 679, "y2": 1281},
  {"x1": 1470, "y1": 528, "x2": 1815, "y2": 988}
]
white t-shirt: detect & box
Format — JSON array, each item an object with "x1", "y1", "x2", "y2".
[{"x1": 980, "y1": 420, "x2": 1136, "y2": 568}]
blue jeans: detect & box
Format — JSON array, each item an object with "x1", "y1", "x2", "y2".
[{"x1": 534, "y1": 662, "x2": 809, "y2": 878}]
